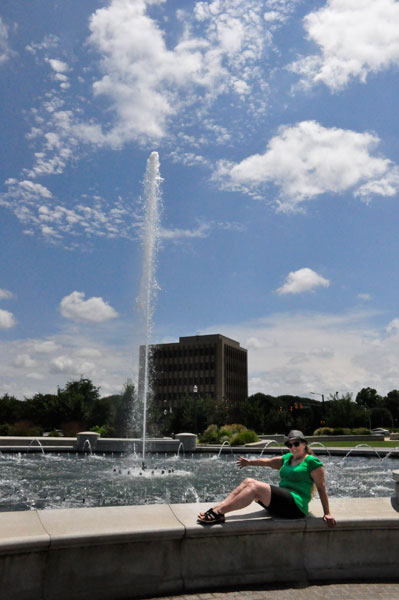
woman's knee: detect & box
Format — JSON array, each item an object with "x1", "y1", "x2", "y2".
[{"x1": 242, "y1": 477, "x2": 256, "y2": 487}]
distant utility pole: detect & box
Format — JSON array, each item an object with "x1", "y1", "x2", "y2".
[{"x1": 310, "y1": 391, "x2": 325, "y2": 424}]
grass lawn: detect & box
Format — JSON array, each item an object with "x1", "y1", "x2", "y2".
[{"x1": 310, "y1": 440, "x2": 399, "y2": 448}]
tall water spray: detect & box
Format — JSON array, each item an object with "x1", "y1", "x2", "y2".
[{"x1": 137, "y1": 152, "x2": 163, "y2": 463}]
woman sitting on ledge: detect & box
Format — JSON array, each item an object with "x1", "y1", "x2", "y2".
[{"x1": 197, "y1": 429, "x2": 336, "y2": 528}]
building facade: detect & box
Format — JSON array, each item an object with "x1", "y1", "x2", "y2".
[{"x1": 142, "y1": 334, "x2": 248, "y2": 415}]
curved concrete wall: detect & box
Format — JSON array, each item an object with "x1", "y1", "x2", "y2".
[{"x1": 0, "y1": 497, "x2": 398, "y2": 600}]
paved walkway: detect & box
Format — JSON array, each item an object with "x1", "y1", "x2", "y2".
[{"x1": 145, "y1": 581, "x2": 399, "y2": 599}]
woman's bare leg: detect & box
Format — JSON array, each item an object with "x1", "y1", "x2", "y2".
[{"x1": 199, "y1": 478, "x2": 271, "y2": 517}]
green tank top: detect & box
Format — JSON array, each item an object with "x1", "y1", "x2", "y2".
[{"x1": 279, "y1": 453, "x2": 323, "y2": 515}]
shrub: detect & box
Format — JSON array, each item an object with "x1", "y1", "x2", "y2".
[
  {"x1": 90, "y1": 425, "x2": 115, "y2": 437},
  {"x1": 351, "y1": 427, "x2": 371, "y2": 435},
  {"x1": 0, "y1": 423, "x2": 11, "y2": 435},
  {"x1": 219, "y1": 426, "x2": 233, "y2": 440},
  {"x1": 333, "y1": 427, "x2": 351, "y2": 435},
  {"x1": 313, "y1": 427, "x2": 334, "y2": 436},
  {"x1": 231, "y1": 430, "x2": 259, "y2": 446},
  {"x1": 199, "y1": 424, "x2": 219, "y2": 444},
  {"x1": 11, "y1": 420, "x2": 42, "y2": 437}
]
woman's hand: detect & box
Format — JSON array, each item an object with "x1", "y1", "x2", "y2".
[
  {"x1": 236, "y1": 456, "x2": 250, "y2": 469},
  {"x1": 323, "y1": 513, "x2": 336, "y2": 528}
]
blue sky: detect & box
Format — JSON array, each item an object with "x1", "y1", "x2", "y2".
[{"x1": 2, "y1": 0, "x2": 399, "y2": 400}]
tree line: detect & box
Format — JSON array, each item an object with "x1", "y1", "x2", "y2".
[
  {"x1": 0, "y1": 380, "x2": 398, "y2": 437},
  {"x1": 0, "y1": 378, "x2": 138, "y2": 437},
  {"x1": 150, "y1": 386, "x2": 399, "y2": 436}
]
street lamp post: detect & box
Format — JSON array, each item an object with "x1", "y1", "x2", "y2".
[
  {"x1": 193, "y1": 385, "x2": 198, "y2": 434},
  {"x1": 310, "y1": 391, "x2": 325, "y2": 423}
]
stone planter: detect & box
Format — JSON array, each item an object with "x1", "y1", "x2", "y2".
[
  {"x1": 175, "y1": 433, "x2": 197, "y2": 451},
  {"x1": 76, "y1": 432, "x2": 100, "y2": 452}
]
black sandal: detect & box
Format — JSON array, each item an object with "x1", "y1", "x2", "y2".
[{"x1": 197, "y1": 508, "x2": 225, "y2": 525}]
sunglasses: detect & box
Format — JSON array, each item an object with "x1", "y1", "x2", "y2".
[{"x1": 287, "y1": 441, "x2": 301, "y2": 448}]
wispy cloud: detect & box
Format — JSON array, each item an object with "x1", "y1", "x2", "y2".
[
  {"x1": 159, "y1": 219, "x2": 245, "y2": 241},
  {"x1": 83, "y1": 0, "x2": 276, "y2": 146},
  {"x1": 0, "y1": 288, "x2": 16, "y2": 329},
  {"x1": 0, "y1": 17, "x2": 13, "y2": 65},
  {"x1": 0, "y1": 309, "x2": 16, "y2": 330},
  {"x1": 386, "y1": 317, "x2": 399, "y2": 335},
  {"x1": 0, "y1": 0, "x2": 303, "y2": 245},
  {"x1": 0, "y1": 177, "x2": 138, "y2": 244},
  {"x1": 276, "y1": 268, "x2": 330, "y2": 295},
  {"x1": 202, "y1": 309, "x2": 399, "y2": 397},
  {"x1": 0, "y1": 288, "x2": 14, "y2": 301},
  {"x1": 290, "y1": 0, "x2": 399, "y2": 91},
  {"x1": 0, "y1": 330, "x2": 136, "y2": 398},
  {"x1": 213, "y1": 121, "x2": 399, "y2": 210},
  {"x1": 60, "y1": 291, "x2": 118, "y2": 323}
]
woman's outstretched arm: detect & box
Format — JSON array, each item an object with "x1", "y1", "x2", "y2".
[{"x1": 237, "y1": 456, "x2": 283, "y2": 470}]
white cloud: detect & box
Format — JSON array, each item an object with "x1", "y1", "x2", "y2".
[
  {"x1": 49, "y1": 355, "x2": 75, "y2": 374},
  {"x1": 81, "y1": 0, "x2": 274, "y2": 146},
  {"x1": 160, "y1": 223, "x2": 210, "y2": 240},
  {"x1": 277, "y1": 268, "x2": 330, "y2": 295},
  {"x1": 201, "y1": 309, "x2": 399, "y2": 397},
  {"x1": 0, "y1": 309, "x2": 16, "y2": 330},
  {"x1": 0, "y1": 328, "x2": 138, "y2": 398},
  {"x1": 14, "y1": 180, "x2": 53, "y2": 198},
  {"x1": 358, "y1": 293, "x2": 372, "y2": 302},
  {"x1": 33, "y1": 340, "x2": 59, "y2": 354},
  {"x1": 0, "y1": 178, "x2": 137, "y2": 244},
  {"x1": 290, "y1": 0, "x2": 399, "y2": 91},
  {"x1": 60, "y1": 291, "x2": 118, "y2": 323},
  {"x1": 0, "y1": 288, "x2": 14, "y2": 301},
  {"x1": 45, "y1": 58, "x2": 70, "y2": 90},
  {"x1": 47, "y1": 58, "x2": 69, "y2": 73},
  {"x1": 13, "y1": 354, "x2": 36, "y2": 368},
  {"x1": 214, "y1": 121, "x2": 399, "y2": 210},
  {"x1": 386, "y1": 318, "x2": 399, "y2": 335},
  {"x1": 0, "y1": 17, "x2": 12, "y2": 64}
]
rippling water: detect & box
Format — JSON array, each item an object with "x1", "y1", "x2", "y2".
[{"x1": 0, "y1": 452, "x2": 397, "y2": 512}]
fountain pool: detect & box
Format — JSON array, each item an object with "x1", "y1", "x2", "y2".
[{"x1": 0, "y1": 452, "x2": 396, "y2": 512}]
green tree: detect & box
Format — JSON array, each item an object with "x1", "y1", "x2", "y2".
[
  {"x1": 0, "y1": 394, "x2": 22, "y2": 425},
  {"x1": 384, "y1": 390, "x2": 399, "y2": 427},
  {"x1": 370, "y1": 406, "x2": 393, "y2": 428},
  {"x1": 23, "y1": 393, "x2": 59, "y2": 431},
  {"x1": 355, "y1": 387, "x2": 382, "y2": 410},
  {"x1": 326, "y1": 393, "x2": 368, "y2": 428},
  {"x1": 114, "y1": 380, "x2": 138, "y2": 437},
  {"x1": 55, "y1": 378, "x2": 101, "y2": 431}
]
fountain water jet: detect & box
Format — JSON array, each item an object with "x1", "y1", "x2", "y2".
[
  {"x1": 27, "y1": 438, "x2": 45, "y2": 455},
  {"x1": 344, "y1": 444, "x2": 382, "y2": 460},
  {"x1": 259, "y1": 440, "x2": 283, "y2": 457},
  {"x1": 137, "y1": 152, "x2": 163, "y2": 465},
  {"x1": 309, "y1": 441, "x2": 331, "y2": 457},
  {"x1": 217, "y1": 440, "x2": 234, "y2": 458}
]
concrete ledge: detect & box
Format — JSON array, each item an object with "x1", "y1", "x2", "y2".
[{"x1": 0, "y1": 498, "x2": 398, "y2": 600}]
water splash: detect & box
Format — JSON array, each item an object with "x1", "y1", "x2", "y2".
[{"x1": 137, "y1": 152, "x2": 163, "y2": 464}]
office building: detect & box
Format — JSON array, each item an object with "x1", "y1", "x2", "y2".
[{"x1": 141, "y1": 334, "x2": 248, "y2": 414}]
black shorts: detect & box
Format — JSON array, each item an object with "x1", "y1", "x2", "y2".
[{"x1": 258, "y1": 484, "x2": 305, "y2": 519}]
